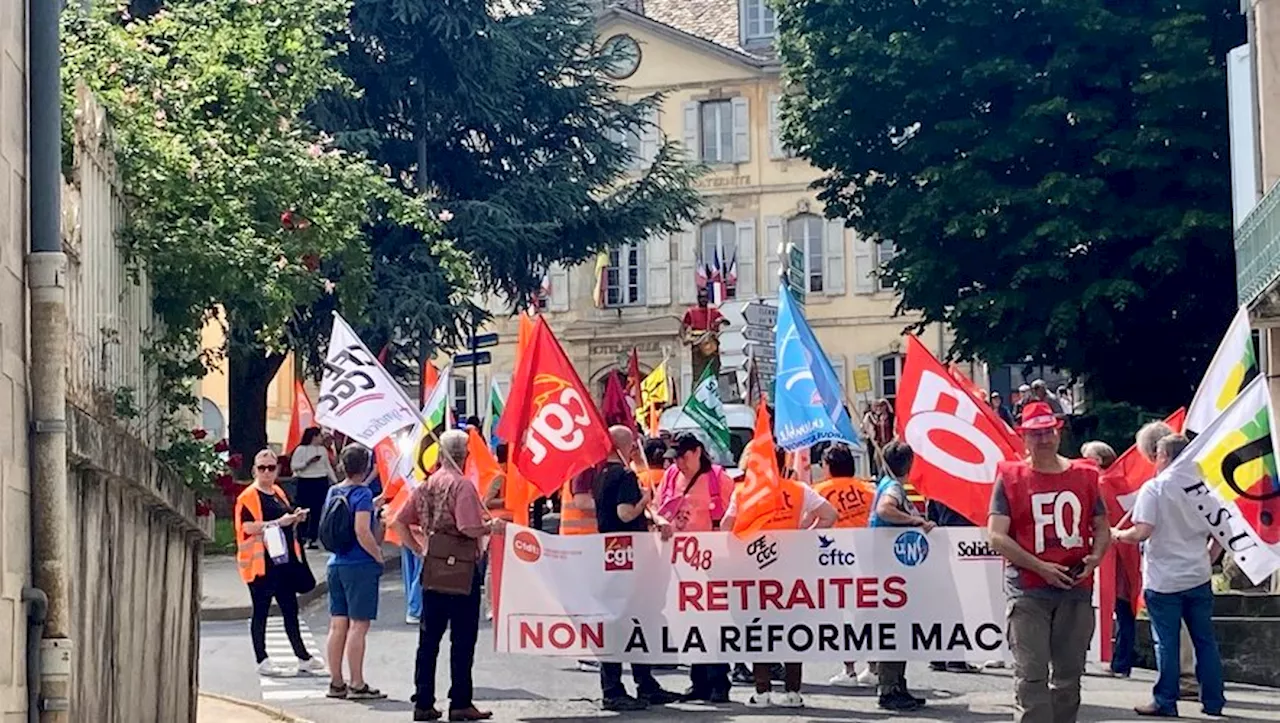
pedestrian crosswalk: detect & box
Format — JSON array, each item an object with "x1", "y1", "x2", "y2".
[{"x1": 259, "y1": 617, "x2": 330, "y2": 702}]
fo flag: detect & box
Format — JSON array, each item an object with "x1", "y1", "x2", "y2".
[
  {"x1": 1156, "y1": 376, "x2": 1280, "y2": 583},
  {"x1": 317, "y1": 313, "x2": 419, "y2": 447},
  {"x1": 496, "y1": 317, "x2": 612, "y2": 496},
  {"x1": 895, "y1": 335, "x2": 1023, "y2": 525},
  {"x1": 1187, "y1": 305, "x2": 1258, "y2": 436}
]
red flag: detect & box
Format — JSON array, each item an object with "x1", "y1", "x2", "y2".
[
  {"x1": 602, "y1": 372, "x2": 633, "y2": 429},
  {"x1": 947, "y1": 362, "x2": 986, "y2": 403},
  {"x1": 496, "y1": 317, "x2": 612, "y2": 496},
  {"x1": 895, "y1": 335, "x2": 1024, "y2": 525},
  {"x1": 503, "y1": 313, "x2": 538, "y2": 527},
  {"x1": 421, "y1": 361, "x2": 440, "y2": 406},
  {"x1": 626, "y1": 349, "x2": 643, "y2": 421},
  {"x1": 284, "y1": 380, "x2": 315, "y2": 455}
]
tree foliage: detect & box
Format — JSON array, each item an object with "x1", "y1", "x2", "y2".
[
  {"x1": 62, "y1": 0, "x2": 471, "y2": 468},
  {"x1": 313, "y1": 0, "x2": 704, "y2": 319},
  {"x1": 777, "y1": 0, "x2": 1244, "y2": 409}
]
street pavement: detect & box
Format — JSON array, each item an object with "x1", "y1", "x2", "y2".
[{"x1": 201, "y1": 577, "x2": 1280, "y2": 722}]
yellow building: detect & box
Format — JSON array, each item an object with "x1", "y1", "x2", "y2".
[
  {"x1": 461, "y1": 0, "x2": 943, "y2": 421},
  {"x1": 196, "y1": 312, "x2": 298, "y2": 447}
]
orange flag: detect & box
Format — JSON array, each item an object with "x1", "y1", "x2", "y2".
[
  {"x1": 284, "y1": 380, "x2": 315, "y2": 455},
  {"x1": 502, "y1": 313, "x2": 538, "y2": 527},
  {"x1": 731, "y1": 402, "x2": 785, "y2": 538},
  {"x1": 421, "y1": 361, "x2": 441, "y2": 406},
  {"x1": 373, "y1": 436, "x2": 411, "y2": 545},
  {"x1": 464, "y1": 427, "x2": 503, "y2": 494}
]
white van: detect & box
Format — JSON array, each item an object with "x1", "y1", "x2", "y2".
[{"x1": 658, "y1": 404, "x2": 756, "y2": 475}]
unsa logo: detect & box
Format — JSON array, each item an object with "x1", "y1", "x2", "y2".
[
  {"x1": 894, "y1": 530, "x2": 930, "y2": 567},
  {"x1": 513, "y1": 531, "x2": 542, "y2": 563},
  {"x1": 604, "y1": 535, "x2": 635, "y2": 571}
]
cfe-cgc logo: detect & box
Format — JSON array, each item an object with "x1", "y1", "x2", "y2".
[
  {"x1": 513, "y1": 531, "x2": 543, "y2": 563},
  {"x1": 893, "y1": 530, "x2": 930, "y2": 567},
  {"x1": 956, "y1": 539, "x2": 1001, "y2": 561},
  {"x1": 604, "y1": 535, "x2": 635, "y2": 572},
  {"x1": 816, "y1": 535, "x2": 856, "y2": 567}
]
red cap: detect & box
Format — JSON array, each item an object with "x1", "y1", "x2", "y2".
[{"x1": 1018, "y1": 401, "x2": 1062, "y2": 432}]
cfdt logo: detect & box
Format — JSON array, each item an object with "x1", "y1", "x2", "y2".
[
  {"x1": 893, "y1": 530, "x2": 929, "y2": 567},
  {"x1": 817, "y1": 535, "x2": 856, "y2": 567},
  {"x1": 513, "y1": 531, "x2": 542, "y2": 563},
  {"x1": 604, "y1": 535, "x2": 635, "y2": 572}
]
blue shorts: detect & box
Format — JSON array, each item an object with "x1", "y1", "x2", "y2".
[{"x1": 327, "y1": 563, "x2": 382, "y2": 621}]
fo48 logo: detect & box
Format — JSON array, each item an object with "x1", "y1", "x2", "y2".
[{"x1": 672, "y1": 536, "x2": 713, "y2": 571}]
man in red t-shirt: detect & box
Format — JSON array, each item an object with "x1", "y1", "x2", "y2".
[
  {"x1": 988, "y1": 402, "x2": 1111, "y2": 723},
  {"x1": 680, "y1": 288, "x2": 728, "y2": 383}
]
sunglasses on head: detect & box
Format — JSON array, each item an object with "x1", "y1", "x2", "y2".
[{"x1": 256, "y1": 464, "x2": 277, "y2": 472}]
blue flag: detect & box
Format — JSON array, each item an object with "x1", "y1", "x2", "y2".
[{"x1": 773, "y1": 285, "x2": 861, "y2": 450}]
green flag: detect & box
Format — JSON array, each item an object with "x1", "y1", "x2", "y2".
[
  {"x1": 684, "y1": 365, "x2": 732, "y2": 458},
  {"x1": 487, "y1": 377, "x2": 505, "y2": 449}
]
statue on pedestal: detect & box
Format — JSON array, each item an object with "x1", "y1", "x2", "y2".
[{"x1": 680, "y1": 287, "x2": 729, "y2": 387}]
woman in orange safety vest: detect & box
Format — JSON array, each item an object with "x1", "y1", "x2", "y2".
[{"x1": 233, "y1": 449, "x2": 324, "y2": 677}]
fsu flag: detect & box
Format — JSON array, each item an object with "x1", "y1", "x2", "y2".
[
  {"x1": 496, "y1": 317, "x2": 612, "y2": 496},
  {"x1": 284, "y1": 380, "x2": 315, "y2": 455},
  {"x1": 895, "y1": 335, "x2": 1024, "y2": 525}
]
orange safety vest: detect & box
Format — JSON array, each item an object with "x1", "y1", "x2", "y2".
[
  {"x1": 233, "y1": 485, "x2": 303, "y2": 584},
  {"x1": 559, "y1": 480, "x2": 597, "y2": 535},
  {"x1": 733, "y1": 478, "x2": 805, "y2": 531},
  {"x1": 812, "y1": 476, "x2": 875, "y2": 528}
]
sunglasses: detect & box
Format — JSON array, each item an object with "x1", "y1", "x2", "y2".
[{"x1": 256, "y1": 464, "x2": 278, "y2": 472}]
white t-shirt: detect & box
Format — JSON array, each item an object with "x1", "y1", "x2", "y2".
[
  {"x1": 1131, "y1": 476, "x2": 1212, "y2": 594},
  {"x1": 724, "y1": 483, "x2": 829, "y2": 524}
]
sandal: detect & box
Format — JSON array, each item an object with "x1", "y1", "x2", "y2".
[
  {"x1": 347, "y1": 684, "x2": 388, "y2": 701},
  {"x1": 326, "y1": 683, "x2": 348, "y2": 699}
]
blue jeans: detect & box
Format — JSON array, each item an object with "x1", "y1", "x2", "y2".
[
  {"x1": 1111, "y1": 598, "x2": 1136, "y2": 676},
  {"x1": 402, "y1": 546, "x2": 424, "y2": 619},
  {"x1": 1145, "y1": 583, "x2": 1225, "y2": 714}
]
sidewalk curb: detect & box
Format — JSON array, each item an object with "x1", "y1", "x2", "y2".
[
  {"x1": 201, "y1": 554, "x2": 402, "y2": 622},
  {"x1": 199, "y1": 691, "x2": 312, "y2": 722}
]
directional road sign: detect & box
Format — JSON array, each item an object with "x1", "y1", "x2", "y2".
[
  {"x1": 742, "y1": 301, "x2": 777, "y2": 328},
  {"x1": 745, "y1": 341, "x2": 775, "y2": 360},
  {"x1": 452, "y1": 351, "x2": 492, "y2": 368},
  {"x1": 472, "y1": 332, "x2": 500, "y2": 349},
  {"x1": 742, "y1": 325, "x2": 773, "y2": 343}
]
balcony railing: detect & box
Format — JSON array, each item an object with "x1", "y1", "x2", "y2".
[{"x1": 1236, "y1": 182, "x2": 1280, "y2": 307}]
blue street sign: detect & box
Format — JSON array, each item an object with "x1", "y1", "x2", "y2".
[
  {"x1": 473, "y1": 332, "x2": 500, "y2": 349},
  {"x1": 453, "y1": 351, "x2": 492, "y2": 368}
]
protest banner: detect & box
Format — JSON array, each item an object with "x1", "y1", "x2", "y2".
[{"x1": 494, "y1": 526, "x2": 1010, "y2": 664}]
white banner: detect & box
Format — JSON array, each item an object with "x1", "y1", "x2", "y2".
[
  {"x1": 495, "y1": 526, "x2": 1012, "y2": 663},
  {"x1": 315, "y1": 313, "x2": 419, "y2": 447}
]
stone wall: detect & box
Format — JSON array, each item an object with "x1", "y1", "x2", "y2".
[{"x1": 1135, "y1": 593, "x2": 1280, "y2": 687}]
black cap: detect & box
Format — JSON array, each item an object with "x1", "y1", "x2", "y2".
[{"x1": 672, "y1": 432, "x2": 704, "y2": 455}]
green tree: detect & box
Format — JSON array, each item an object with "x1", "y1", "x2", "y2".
[
  {"x1": 777, "y1": 0, "x2": 1243, "y2": 410},
  {"x1": 312, "y1": 0, "x2": 703, "y2": 325},
  {"x1": 62, "y1": 0, "x2": 472, "y2": 472}
]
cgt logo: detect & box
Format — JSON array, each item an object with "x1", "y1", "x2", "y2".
[
  {"x1": 817, "y1": 535, "x2": 856, "y2": 567},
  {"x1": 513, "y1": 531, "x2": 542, "y2": 563},
  {"x1": 894, "y1": 530, "x2": 930, "y2": 567},
  {"x1": 604, "y1": 535, "x2": 635, "y2": 571},
  {"x1": 956, "y1": 540, "x2": 1001, "y2": 560}
]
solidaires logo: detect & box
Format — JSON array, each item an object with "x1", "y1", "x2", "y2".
[
  {"x1": 956, "y1": 540, "x2": 1001, "y2": 560},
  {"x1": 893, "y1": 530, "x2": 930, "y2": 567}
]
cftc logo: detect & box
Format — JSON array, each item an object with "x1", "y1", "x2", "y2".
[{"x1": 893, "y1": 530, "x2": 930, "y2": 567}]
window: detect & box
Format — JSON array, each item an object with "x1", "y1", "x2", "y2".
[
  {"x1": 877, "y1": 241, "x2": 897, "y2": 291},
  {"x1": 700, "y1": 100, "x2": 734, "y2": 164},
  {"x1": 786, "y1": 214, "x2": 824, "y2": 293},
  {"x1": 699, "y1": 221, "x2": 738, "y2": 300},
  {"x1": 451, "y1": 375, "x2": 470, "y2": 419},
  {"x1": 879, "y1": 354, "x2": 903, "y2": 407},
  {"x1": 742, "y1": 0, "x2": 777, "y2": 43},
  {"x1": 606, "y1": 242, "x2": 645, "y2": 306}
]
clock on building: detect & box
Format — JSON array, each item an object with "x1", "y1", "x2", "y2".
[{"x1": 602, "y1": 34, "x2": 641, "y2": 79}]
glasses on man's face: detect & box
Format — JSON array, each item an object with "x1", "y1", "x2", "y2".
[
  {"x1": 1024, "y1": 429, "x2": 1057, "y2": 442},
  {"x1": 257, "y1": 464, "x2": 278, "y2": 472}
]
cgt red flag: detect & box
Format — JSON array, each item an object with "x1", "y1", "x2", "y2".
[
  {"x1": 284, "y1": 380, "x2": 316, "y2": 455},
  {"x1": 496, "y1": 317, "x2": 612, "y2": 496},
  {"x1": 895, "y1": 335, "x2": 1024, "y2": 525}
]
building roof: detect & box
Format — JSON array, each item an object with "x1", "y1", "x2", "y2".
[{"x1": 599, "y1": 0, "x2": 777, "y2": 66}]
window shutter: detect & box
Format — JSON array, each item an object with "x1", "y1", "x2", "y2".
[
  {"x1": 493, "y1": 372, "x2": 512, "y2": 400},
  {"x1": 768, "y1": 93, "x2": 783, "y2": 159},
  {"x1": 829, "y1": 354, "x2": 847, "y2": 395},
  {"x1": 764, "y1": 216, "x2": 783, "y2": 293},
  {"x1": 634, "y1": 240, "x2": 648, "y2": 305},
  {"x1": 852, "y1": 233, "x2": 875, "y2": 294},
  {"x1": 683, "y1": 101, "x2": 700, "y2": 160},
  {"x1": 680, "y1": 362, "x2": 694, "y2": 404},
  {"x1": 731, "y1": 96, "x2": 751, "y2": 163},
  {"x1": 825, "y1": 218, "x2": 847, "y2": 295},
  {"x1": 735, "y1": 217, "x2": 757, "y2": 298},
  {"x1": 675, "y1": 227, "x2": 697, "y2": 304},
  {"x1": 641, "y1": 107, "x2": 660, "y2": 166},
  {"x1": 548, "y1": 262, "x2": 570, "y2": 311},
  {"x1": 646, "y1": 235, "x2": 671, "y2": 306}
]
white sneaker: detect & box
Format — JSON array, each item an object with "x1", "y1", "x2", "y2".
[
  {"x1": 828, "y1": 670, "x2": 859, "y2": 687},
  {"x1": 745, "y1": 692, "x2": 772, "y2": 708},
  {"x1": 857, "y1": 667, "x2": 878, "y2": 686},
  {"x1": 771, "y1": 691, "x2": 804, "y2": 708},
  {"x1": 983, "y1": 660, "x2": 1007, "y2": 670},
  {"x1": 406, "y1": 614, "x2": 421, "y2": 625},
  {"x1": 256, "y1": 658, "x2": 294, "y2": 677},
  {"x1": 576, "y1": 660, "x2": 600, "y2": 672},
  {"x1": 296, "y1": 656, "x2": 326, "y2": 674}
]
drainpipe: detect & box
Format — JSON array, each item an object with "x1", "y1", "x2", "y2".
[
  {"x1": 29, "y1": 0, "x2": 72, "y2": 721},
  {"x1": 21, "y1": 587, "x2": 47, "y2": 723}
]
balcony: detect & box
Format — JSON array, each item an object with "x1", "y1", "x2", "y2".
[{"x1": 1237, "y1": 182, "x2": 1280, "y2": 307}]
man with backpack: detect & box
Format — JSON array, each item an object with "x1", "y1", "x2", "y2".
[{"x1": 320, "y1": 444, "x2": 387, "y2": 701}]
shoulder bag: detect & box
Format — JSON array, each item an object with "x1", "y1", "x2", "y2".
[{"x1": 421, "y1": 483, "x2": 479, "y2": 596}]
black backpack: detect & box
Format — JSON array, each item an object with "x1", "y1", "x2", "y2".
[{"x1": 318, "y1": 487, "x2": 358, "y2": 554}]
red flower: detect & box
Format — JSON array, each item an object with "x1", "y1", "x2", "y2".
[
  {"x1": 191, "y1": 428, "x2": 208, "y2": 440},
  {"x1": 213, "y1": 439, "x2": 229, "y2": 453},
  {"x1": 227, "y1": 453, "x2": 244, "y2": 470},
  {"x1": 195, "y1": 499, "x2": 213, "y2": 516},
  {"x1": 302, "y1": 253, "x2": 320, "y2": 271}
]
